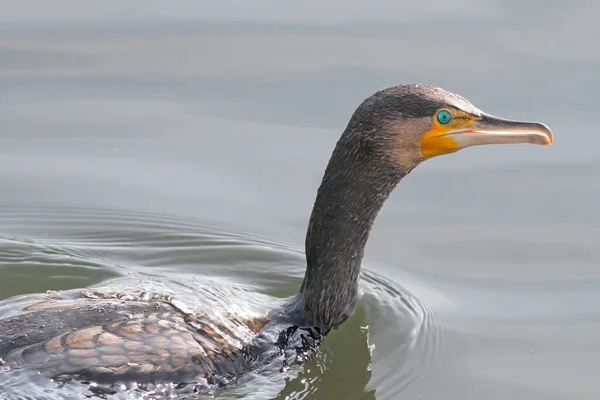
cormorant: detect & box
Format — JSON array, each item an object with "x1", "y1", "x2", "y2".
[{"x1": 0, "y1": 84, "x2": 553, "y2": 390}]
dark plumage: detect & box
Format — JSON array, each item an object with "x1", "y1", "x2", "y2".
[{"x1": 0, "y1": 84, "x2": 552, "y2": 390}]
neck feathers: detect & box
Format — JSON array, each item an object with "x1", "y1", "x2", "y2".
[{"x1": 299, "y1": 134, "x2": 405, "y2": 330}]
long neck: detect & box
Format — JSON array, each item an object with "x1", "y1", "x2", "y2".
[{"x1": 299, "y1": 135, "x2": 406, "y2": 331}]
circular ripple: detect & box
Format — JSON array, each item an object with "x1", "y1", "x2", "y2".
[
  {"x1": 0, "y1": 203, "x2": 446, "y2": 400},
  {"x1": 358, "y1": 270, "x2": 449, "y2": 398}
]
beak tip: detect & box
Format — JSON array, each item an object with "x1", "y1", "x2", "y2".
[{"x1": 535, "y1": 122, "x2": 553, "y2": 146}]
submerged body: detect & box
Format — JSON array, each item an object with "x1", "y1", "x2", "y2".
[
  {"x1": 0, "y1": 287, "x2": 314, "y2": 387},
  {"x1": 0, "y1": 84, "x2": 553, "y2": 389}
]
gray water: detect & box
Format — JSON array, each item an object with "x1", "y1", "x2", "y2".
[{"x1": 1, "y1": 1, "x2": 599, "y2": 399}]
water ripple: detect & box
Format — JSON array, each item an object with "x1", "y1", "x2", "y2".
[{"x1": 0, "y1": 203, "x2": 443, "y2": 399}]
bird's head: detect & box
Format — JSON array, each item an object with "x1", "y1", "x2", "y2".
[{"x1": 343, "y1": 84, "x2": 553, "y2": 172}]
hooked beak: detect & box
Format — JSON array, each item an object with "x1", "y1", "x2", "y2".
[
  {"x1": 449, "y1": 113, "x2": 553, "y2": 148},
  {"x1": 420, "y1": 113, "x2": 553, "y2": 159}
]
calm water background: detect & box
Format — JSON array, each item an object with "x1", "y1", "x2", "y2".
[{"x1": 1, "y1": 1, "x2": 599, "y2": 399}]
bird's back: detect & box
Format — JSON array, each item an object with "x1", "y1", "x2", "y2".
[{"x1": 0, "y1": 288, "x2": 269, "y2": 385}]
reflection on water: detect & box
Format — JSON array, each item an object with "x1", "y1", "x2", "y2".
[{"x1": 1, "y1": 1, "x2": 600, "y2": 399}]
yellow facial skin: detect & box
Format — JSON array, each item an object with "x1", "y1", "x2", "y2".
[
  {"x1": 420, "y1": 108, "x2": 481, "y2": 158},
  {"x1": 420, "y1": 107, "x2": 553, "y2": 159}
]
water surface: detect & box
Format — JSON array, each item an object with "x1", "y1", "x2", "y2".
[{"x1": 1, "y1": 1, "x2": 599, "y2": 399}]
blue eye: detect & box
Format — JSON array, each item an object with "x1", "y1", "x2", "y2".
[{"x1": 436, "y1": 110, "x2": 452, "y2": 125}]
